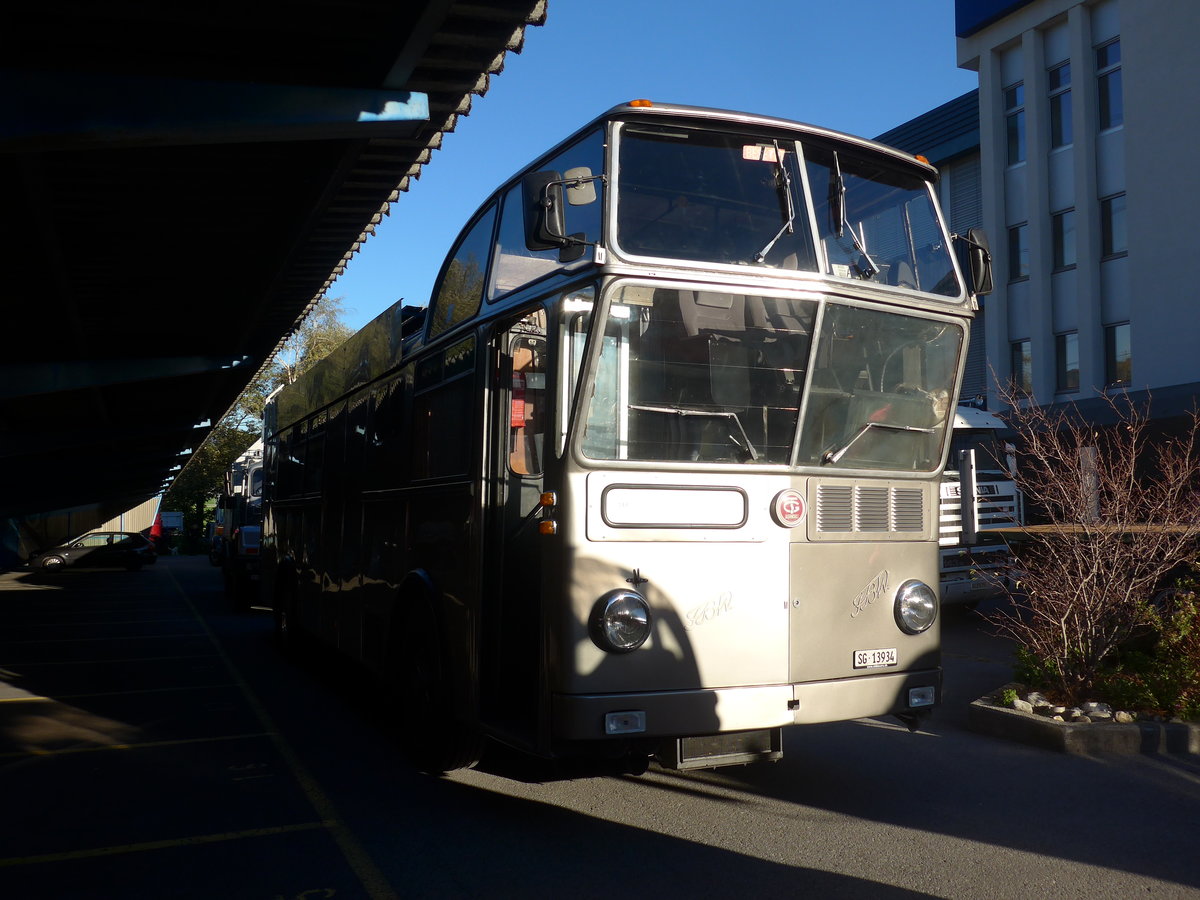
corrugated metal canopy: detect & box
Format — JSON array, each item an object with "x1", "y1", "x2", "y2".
[{"x1": 1, "y1": 0, "x2": 546, "y2": 522}]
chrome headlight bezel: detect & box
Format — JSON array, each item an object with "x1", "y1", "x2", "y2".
[
  {"x1": 894, "y1": 579, "x2": 938, "y2": 634},
  {"x1": 589, "y1": 589, "x2": 651, "y2": 653}
]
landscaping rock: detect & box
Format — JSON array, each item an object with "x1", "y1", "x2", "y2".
[
  {"x1": 1115, "y1": 711, "x2": 1135, "y2": 724},
  {"x1": 1011, "y1": 698, "x2": 1034, "y2": 714}
]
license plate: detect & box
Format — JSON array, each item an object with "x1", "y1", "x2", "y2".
[{"x1": 853, "y1": 647, "x2": 897, "y2": 669}]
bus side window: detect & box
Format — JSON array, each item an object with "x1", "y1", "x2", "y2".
[
  {"x1": 428, "y1": 204, "x2": 497, "y2": 340},
  {"x1": 509, "y1": 335, "x2": 547, "y2": 476}
]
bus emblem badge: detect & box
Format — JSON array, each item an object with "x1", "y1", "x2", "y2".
[{"x1": 772, "y1": 489, "x2": 806, "y2": 528}]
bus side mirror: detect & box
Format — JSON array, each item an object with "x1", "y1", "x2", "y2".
[
  {"x1": 563, "y1": 167, "x2": 597, "y2": 206},
  {"x1": 963, "y1": 227, "x2": 993, "y2": 297},
  {"x1": 522, "y1": 170, "x2": 567, "y2": 251}
]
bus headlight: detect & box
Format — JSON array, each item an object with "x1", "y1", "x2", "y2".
[
  {"x1": 590, "y1": 589, "x2": 651, "y2": 653},
  {"x1": 894, "y1": 580, "x2": 937, "y2": 634}
]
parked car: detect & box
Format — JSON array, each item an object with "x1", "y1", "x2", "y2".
[{"x1": 29, "y1": 531, "x2": 157, "y2": 572}]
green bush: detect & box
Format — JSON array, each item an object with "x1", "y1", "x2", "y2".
[
  {"x1": 1013, "y1": 646, "x2": 1061, "y2": 696},
  {"x1": 1095, "y1": 579, "x2": 1200, "y2": 720}
]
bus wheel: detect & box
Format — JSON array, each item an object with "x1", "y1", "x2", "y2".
[{"x1": 393, "y1": 594, "x2": 482, "y2": 775}]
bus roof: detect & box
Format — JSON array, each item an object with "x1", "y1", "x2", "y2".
[{"x1": 597, "y1": 100, "x2": 940, "y2": 179}]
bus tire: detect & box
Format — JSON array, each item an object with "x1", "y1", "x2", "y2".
[{"x1": 391, "y1": 583, "x2": 482, "y2": 775}]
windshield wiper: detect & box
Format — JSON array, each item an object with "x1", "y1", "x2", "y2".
[
  {"x1": 630, "y1": 404, "x2": 759, "y2": 461},
  {"x1": 821, "y1": 420, "x2": 935, "y2": 465},
  {"x1": 753, "y1": 141, "x2": 797, "y2": 264},
  {"x1": 829, "y1": 152, "x2": 880, "y2": 280}
]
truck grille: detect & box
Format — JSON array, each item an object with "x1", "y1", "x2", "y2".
[
  {"x1": 938, "y1": 480, "x2": 1022, "y2": 545},
  {"x1": 816, "y1": 484, "x2": 925, "y2": 534}
]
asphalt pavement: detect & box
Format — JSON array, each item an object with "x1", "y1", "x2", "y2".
[{"x1": 1, "y1": 556, "x2": 1197, "y2": 899}]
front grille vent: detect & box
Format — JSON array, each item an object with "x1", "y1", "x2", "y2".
[{"x1": 816, "y1": 484, "x2": 926, "y2": 534}]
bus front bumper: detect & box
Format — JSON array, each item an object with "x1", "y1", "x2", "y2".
[{"x1": 551, "y1": 668, "x2": 942, "y2": 740}]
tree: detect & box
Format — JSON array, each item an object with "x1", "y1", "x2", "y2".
[
  {"x1": 272, "y1": 294, "x2": 356, "y2": 388},
  {"x1": 989, "y1": 389, "x2": 1200, "y2": 704},
  {"x1": 163, "y1": 423, "x2": 257, "y2": 547},
  {"x1": 225, "y1": 295, "x2": 356, "y2": 431},
  {"x1": 162, "y1": 295, "x2": 354, "y2": 541}
]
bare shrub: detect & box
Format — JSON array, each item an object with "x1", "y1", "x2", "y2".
[{"x1": 989, "y1": 389, "x2": 1200, "y2": 705}]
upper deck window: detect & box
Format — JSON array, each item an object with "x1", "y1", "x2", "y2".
[
  {"x1": 428, "y1": 205, "x2": 497, "y2": 340},
  {"x1": 490, "y1": 129, "x2": 604, "y2": 301},
  {"x1": 615, "y1": 125, "x2": 818, "y2": 271},
  {"x1": 804, "y1": 146, "x2": 960, "y2": 299}
]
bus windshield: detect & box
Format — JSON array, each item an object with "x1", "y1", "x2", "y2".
[
  {"x1": 616, "y1": 125, "x2": 817, "y2": 270},
  {"x1": 615, "y1": 123, "x2": 961, "y2": 298},
  {"x1": 572, "y1": 285, "x2": 962, "y2": 471}
]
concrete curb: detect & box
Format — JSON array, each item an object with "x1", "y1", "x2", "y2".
[{"x1": 968, "y1": 699, "x2": 1200, "y2": 756}]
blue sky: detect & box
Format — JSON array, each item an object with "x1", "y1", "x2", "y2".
[{"x1": 333, "y1": 0, "x2": 979, "y2": 332}]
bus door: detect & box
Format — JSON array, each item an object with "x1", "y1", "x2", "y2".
[{"x1": 483, "y1": 307, "x2": 550, "y2": 735}]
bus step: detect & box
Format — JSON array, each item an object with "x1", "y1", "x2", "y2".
[{"x1": 659, "y1": 728, "x2": 783, "y2": 770}]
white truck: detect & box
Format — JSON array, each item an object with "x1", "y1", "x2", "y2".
[{"x1": 939, "y1": 406, "x2": 1023, "y2": 607}]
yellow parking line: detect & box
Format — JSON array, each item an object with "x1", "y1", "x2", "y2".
[
  {"x1": 0, "y1": 633, "x2": 206, "y2": 645},
  {"x1": 0, "y1": 822, "x2": 326, "y2": 868},
  {"x1": 164, "y1": 567, "x2": 398, "y2": 900},
  {"x1": 0, "y1": 655, "x2": 215, "y2": 667},
  {"x1": 0, "y1": 732, "x2": 275, "y2": 760}
]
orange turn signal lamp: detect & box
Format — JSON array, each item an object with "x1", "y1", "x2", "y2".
[
  {"x1": 629, "y1": 99, "x2": 654, "y2": 108},
  {"x1": 539, "y1": 491, "x2": 558, "y2": 535}
]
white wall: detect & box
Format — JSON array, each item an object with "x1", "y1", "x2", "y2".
[
  {"x1": 1122, "y1": 0, "x2": 1200, "y2": 389},
  {"x1": 957, "y1": 0, "x2": 1200, "y2": 407}
]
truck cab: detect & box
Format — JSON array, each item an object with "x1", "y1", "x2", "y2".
[{"x1": 938, "y1": 407, "x2": 1023, "y2": 607}]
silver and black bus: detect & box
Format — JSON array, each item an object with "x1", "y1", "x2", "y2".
[{"x1": 260, "y1": 101, "x2": 992, "y2": 774}]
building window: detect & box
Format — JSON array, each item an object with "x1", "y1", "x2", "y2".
[
  {"x1": 1101, "y1": 193, "x2": 1127, "y2": 258},
  {"x1": 1052, "y1": 209, "x2": 1077, "y2": 270},
  {"x1": 1010, "y1": 339, "x2": 1032, "y2": 394},
  {"x1": 1005, "y1": 83, "x2": 1026, "y2": 165},
  {"x1": 1097, "y1": 39, "x2": 1123, "y2": 129},
  {"x1": 1105, "y1": 323, "x2": 1131, "y2": 387},
  {"x1": 1056, "y1": 332, "x2": 1080, "y2": 392},
  {"x1": 1048, "y1": 62, "x2": 1073, "y2": 148},
  {"x1": 1007, "y1": 223, "x2": 1030, "y2": 280}
]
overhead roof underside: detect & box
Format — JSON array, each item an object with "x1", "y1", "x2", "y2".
[{"x1": 1, "y1": 1, "x2": 546, "y2": 521}]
